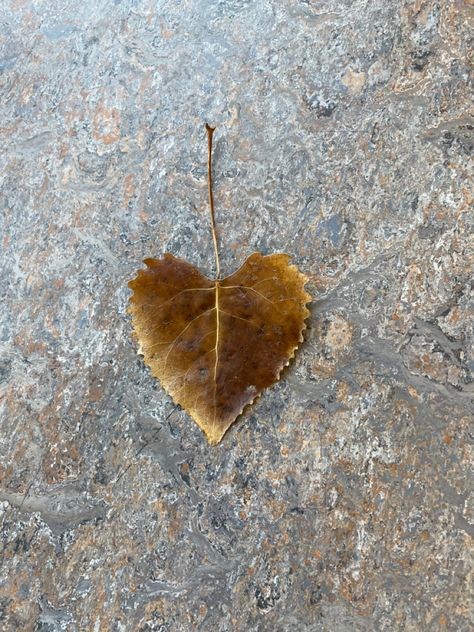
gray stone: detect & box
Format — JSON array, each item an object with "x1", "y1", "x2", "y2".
[{"x1": 0, "y1": 1, "x2": 472, "y2": 630}]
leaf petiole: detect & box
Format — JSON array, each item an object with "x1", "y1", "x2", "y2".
[{"x1": 205, "y1": 123, "x2": 220, "y2": 279}]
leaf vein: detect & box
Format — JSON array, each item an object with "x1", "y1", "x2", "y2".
[{"x1": 162, "y1": 306, "x2": 216, "y2": 374}]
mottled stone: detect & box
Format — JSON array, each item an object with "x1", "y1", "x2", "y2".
[{"x1": 0, "y1": 0, "x2": 473, "y2": 630}]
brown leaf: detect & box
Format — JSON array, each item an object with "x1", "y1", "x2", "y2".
[
  {"x1": 128, "y1": 252, "x2": 310, "y2": 444},
  {"x1": 128, "y1": 124, "x2": 310, "y2": 444}
]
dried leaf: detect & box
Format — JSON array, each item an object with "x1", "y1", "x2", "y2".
[
  {"x1": 128, "y1": 252, "x2": 310, "y2": 444},
  {"x1": 128, "y1": 125, "x2": 310, "y2": 444}
]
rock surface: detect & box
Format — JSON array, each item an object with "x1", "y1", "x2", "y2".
[{"x1": 0, "y1": 1, "x2": 473, "y2": 630}]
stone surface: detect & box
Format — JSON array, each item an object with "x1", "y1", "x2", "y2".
[{"x1": 0, "y1": 1, "x2": 473, "y2": 630}]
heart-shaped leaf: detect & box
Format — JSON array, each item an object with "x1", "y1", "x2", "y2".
[
  {"x1": 128, "y1": 251, "x2": 310, "y2": 444},
  {"x1": 128, "y1": 124, "x2": 310, "y2": 444}
]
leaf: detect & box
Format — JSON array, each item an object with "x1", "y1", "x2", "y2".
[
  {"x1": 128, "y1": 124, "x2": 311, "y2": 445},
  {"x1": 128, "y1": 252, "x2": 310, "y2": 444}
]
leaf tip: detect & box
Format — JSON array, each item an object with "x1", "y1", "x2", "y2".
[{"x1": 203, "y1": 424, "x2": 226, "y2": 446}]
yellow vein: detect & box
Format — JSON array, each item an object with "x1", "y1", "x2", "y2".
[
  {"x1": 212, "y1": 281, "x2": 220, "y2": 428},
  {"x1": 251, "y1": 276, "x2": 280, "y2": 288},
  {"x1": 220, "y1": 309, "x2": 261, "y2": 328},
  {"x1": 166, "y1": 335, "x2": 217, "y2": 395},
  {"x1": 147, "y1": 325, "x2": 217, "y2": 351},
  {"x1": 162, "y1": 306, "x2": 216, "y2": 373},
  {"x1": 221, "y1": 284, "x2": 278, "y2": 308},
  {"x1": 135, "y1": 286, "x2": 214, "y2": 314}
]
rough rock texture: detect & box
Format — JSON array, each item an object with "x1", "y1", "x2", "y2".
[{"x1": 0, "y1": 1, "x2": 473, "y2": 630}]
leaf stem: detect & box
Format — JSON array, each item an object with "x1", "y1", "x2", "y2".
[{"x1": 206, "y1": 123, "x2": 220, "y2": 279}]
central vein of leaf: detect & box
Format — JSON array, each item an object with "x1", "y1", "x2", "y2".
[{"x1": 213, "y1": 280, "x2": 220, "y2": 426}]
